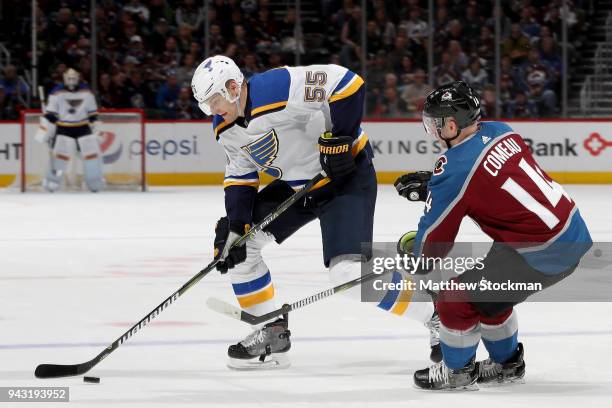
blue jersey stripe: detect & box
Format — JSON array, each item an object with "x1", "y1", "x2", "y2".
[
  {"x1": 332, "y1": 70, "x2": 356, "y2": 94},
  {"x1": 249, "y1": 68, "x2": 290, "y2": 113}
]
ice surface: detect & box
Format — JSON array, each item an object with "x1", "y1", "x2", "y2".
[{"x1": 1, "y1": 185, "x2": 611, "y2": 407}]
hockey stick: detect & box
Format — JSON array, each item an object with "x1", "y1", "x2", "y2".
[
  {"x1": 34, "y1": 172, "x2": 326, "y2": 379},
  {"x1": 207, "y1": 269, "x2": 382, "y2": 325}
]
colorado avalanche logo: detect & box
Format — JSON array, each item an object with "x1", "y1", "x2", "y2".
[
  {"x1": 98, "y1": 131, "x2": 123, "y2": 164},
  {"x1": 241, "y1": 129, "x2": 282, "y2": 178},
  {"x1": 441, "y1": 91, "x2": 453, "y2": 102},
  {"x1": 433, "y1": 155, "x2": 447, "y2": 175}
]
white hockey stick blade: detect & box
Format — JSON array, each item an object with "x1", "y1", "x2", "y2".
[{"x1": 206, "y1": 297, "x2": 242, "y2": 321}]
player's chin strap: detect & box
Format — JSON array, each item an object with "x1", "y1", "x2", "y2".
[
  {"x1": 440, "y1": 130, "x2": 461, "y2": 149},
  {"x1": 436, "y1": 118, "x2": 462, "y2": 149},
  {"x1": 438, "y1": 120, "x2": 479, "y2": 149}
]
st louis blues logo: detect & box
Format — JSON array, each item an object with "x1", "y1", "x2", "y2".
[{"x1": 242, "y1": 129, "x2": 282, "y2": 178}]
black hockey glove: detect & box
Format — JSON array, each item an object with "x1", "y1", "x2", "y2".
[
  {"x1": 394, "y1": 171, "x2": 432, "y2": 202},
  {"x1": 318, "y1": 133, "x2": 356, "y2": 180},
  {"x1": 214, "y1": 216, "x2": 249, "y2": 274}
]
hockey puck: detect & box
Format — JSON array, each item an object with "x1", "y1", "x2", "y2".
[{"x1": 83, "y1": 376, "x2": 100, "y2": 383}]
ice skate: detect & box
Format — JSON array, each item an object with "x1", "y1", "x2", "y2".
[
  {"x1": 227, "y1": 318, "x2": 291, "y2": 370},
  {"x1": 477, "y1": 343, "x2": 525, "y2": 386},
  {"x1": 413, "y1": 358, "x2": 478, "y2": 391}
]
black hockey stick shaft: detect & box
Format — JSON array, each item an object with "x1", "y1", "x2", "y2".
[
  {"x1": 34, "y1": 172, "x2": 326, "y2": 379},
  {"x1": 230, "y1": 270, "x2": 381, "y2": 325}
]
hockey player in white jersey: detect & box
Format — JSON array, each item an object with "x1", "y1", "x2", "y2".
[
  {"x1": 34, "y1": 68, "x2": 105, "y2": 192},
  {"x1": 192, "y1": 55, "x2": 439, "y2": 370}
]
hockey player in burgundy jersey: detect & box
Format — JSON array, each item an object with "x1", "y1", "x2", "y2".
[{"x1": 394, "y1": 81, "x2": 592, "y2": 390}]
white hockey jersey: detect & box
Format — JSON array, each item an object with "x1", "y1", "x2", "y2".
[
  {"x1": 46, "y1": 84, "x2": 98, "y2": 129},
  {"x1": 213, "y1": 65, "x2": 369, "y2": 191}
]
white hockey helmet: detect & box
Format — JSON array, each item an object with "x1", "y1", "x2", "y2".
[
  {"x1": 63, "y1": 68, "x2": 80, "y2": 91},
  {"x1": 191, "y1": 55, "x2": 244, "y2": 115}
]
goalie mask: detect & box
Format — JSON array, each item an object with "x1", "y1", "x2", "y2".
[
  {"x1": 191, "y1": 55, "x2": 244, "y2": 116},
  {"x1": 63, "y1": 68, "x2": 80, "y2": 91},
  {"x1": 422, "y1": 81, "x2": 481, "y2": 148}
]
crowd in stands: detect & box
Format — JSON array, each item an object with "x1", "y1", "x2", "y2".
[{"x1": 0, "y1": 0, "x2": 592, "y2": 120}]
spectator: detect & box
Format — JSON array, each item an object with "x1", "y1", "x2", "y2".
[
  {"x1": 373, "y1": 8, "x2": 397, "y2": 48},
  {"x1": 462, "y1": 3, "x2": 482, "y2": 41},
  {"x1": 176, "y1": 0, "x2": 204, "y2": 34},
  {"x1": 479, "y1": 84, "x2": 500, "y2": 118},
  {"x1": 526, "y1": 71, "x2": 557, "y2": 117},
  {"x1": 538, "y1": 36, "x2": 562, "y2": 82},
  {"x1": 255, "y1": 7, "x2": 279, "y2": 40},
  {"x1": 176, "y1": 53, "x2": 197, "y2": 87},
  {"x1": 177, "y1": 23, "x2": 194, "y2": 54},
  {"x1": 176, "y1": 87, "x2": 199, "y2": 119},
  {"x1": 339, "y1": 6, "x2": 363, "y2": 72},
  {"x1": 518, "y1": 7, "x2": 540, "y2": 39},
  {"x1": 149, "y1": 18, "x2": 173, "y2": 54},
  {"x1": 388, "y1": 35, "x2": 411, "y2": 74},
  {"x1": 366, "y1": 21, "x2": 383, "y2": 57},
  {"x1": 156, "y1": 71, "x2": 181, "y2": 118},
  {"x1": 47, "y1": 7, "x2": 73, "y2": 45},
  {"x1": 380, "y1": 86, "x2": 408, "y2": 117},
  {"x1": 368, "y1": 50, "x2": 391, "y2": 91},
  {"x1": 124, "y1": 0, "x2": 150, "y2": 24},
  {"x1": 126, "y1": 35, "x2": 146, "y2": 65},
  {"x1": 476, "y1": 25, "x2": 495, "y2": 63},
  {"x1": 434, "y1": 7, "x2": 450, "y2": 34},
  {"x1": 397, "y1": 55, "x2": 415, "y2": 86},
  {"x1": 242, "y1": 53, "x2": 262, "y2": 79},
  {"x1": 462, "y1": 56, "x2": 489, "y2": 91},
  {"x1": 125, "y1": 70, "x2": 152, "y2": 108},
  {"x1": 208, "y1": 23, "x2": 226, "y2": 55},
  {"x1": 279, "y1": 8, "x2": 302, "y2": 55},
  {"x1": 505, "y1": 90, "x2": 538, "y2": 118},
  {"x1": 400, "y1": 69, "x2": 433, "y2": 116},
  {"x1": 402, "y1": 7, "x2": 428, "y2": 46},
  {"x1": 502, "y1": 23, "x2": 531, "y2": 63},
  {"x1": 0, "y1": 85, "x2": 18, "y2": 119},
  {"x1": 159, "y1": 37, "x2": 181, "y2": 71},
  {"x1": 500, "y1": 55, "x2": 521, "y2": 86},
  {"x1": 448, "y1": 40, "x2": 469, "y2": 72},
  {"x1": 519, "y1": 48, "x2": 555, "y2": 91},
  {"x1": 432, "y1": 51, "x2": 459, "y2": 87},
  {"x1": 149, "y1": 0, "x2": 174, "y2": 25},
  {"x1": 0, "y1": 65, "x2": 28, "y2": 103},
  {"x1": 499, "y1": 73, "x2": 516, "y2": 110},
  {"x1": 111, "y1": 72, "x2": 131, "y2": 107},
  {"x1": 233, "y1": 25, "x2": 253, "y2": 60},
  {"x1": 543, "y1": 5, "x2": 563, "y2": 39}
]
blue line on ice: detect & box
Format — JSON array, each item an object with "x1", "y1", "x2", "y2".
[{"x1": 2, "y1": 330, "x2": 611, "y2": 350}]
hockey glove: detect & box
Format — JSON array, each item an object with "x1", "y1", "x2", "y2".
[
  {"x1": 34, "y1": 117, "x2": 55, "y2": 144},
  {"x1": 394, "y1": 171, "x2": 432, "y2": 202},
  {"x1": 318, "y1": 132, "x2": 356, "y2": 180},
  {"x1": 214, "y1": 216, "x2": 249, "y2": 274}
]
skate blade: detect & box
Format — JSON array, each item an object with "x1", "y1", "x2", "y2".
[
  {"x1": 478, "y1": 376, "x2": 525, "y2": 388},
  {"x1": 227, "y1": 354, "x2": 291, "y2": 371},
  {"x1": 413, "y1": 381, "x2": 479, "y2": 392}
]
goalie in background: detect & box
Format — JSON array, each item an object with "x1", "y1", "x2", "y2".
[{"x1": 34, "y1": 68, "x2": 106, "y2": 192}]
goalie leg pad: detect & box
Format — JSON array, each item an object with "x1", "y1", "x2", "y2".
[
  {"x1": 77, "y1": 134, "x2": 106, "y2": 192},
  {"x1": 44, "y1": 135, "x2": 76, "y2": 191}
]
